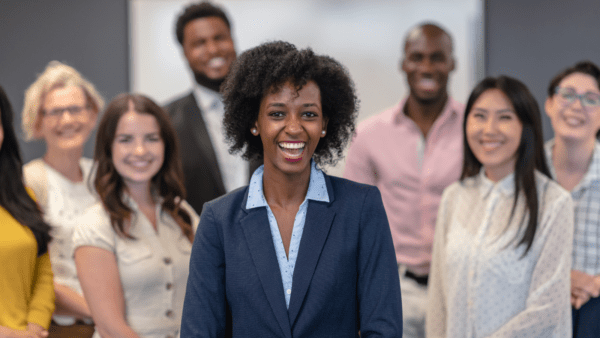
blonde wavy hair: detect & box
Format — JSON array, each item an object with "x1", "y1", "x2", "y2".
[{"x1": 22, "y1": 61, "x2": 105, "y2": 141}]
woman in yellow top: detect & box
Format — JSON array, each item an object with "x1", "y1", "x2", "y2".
[{"x1": 0, "y1": 85, "x2": 54, "y2": 338}]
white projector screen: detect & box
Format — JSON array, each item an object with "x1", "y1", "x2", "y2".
[{"x1": 129, "y1": 0, "x2": 483, "y2": 176}]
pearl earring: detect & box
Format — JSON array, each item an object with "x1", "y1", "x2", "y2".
[
  {"x1": 251, "y1": 128, "x2": 257, "y2": 135},
  {"x1": 321, "y1": 130, "x2": 326, "y2": 135}
]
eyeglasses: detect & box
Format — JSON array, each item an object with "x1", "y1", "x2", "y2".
[
  {"x1": 555, "y1": 87, "x2": 600, "y2": 108},
  {"x1": 44, "y1": 105, "x2": 89, "y2": 118}
]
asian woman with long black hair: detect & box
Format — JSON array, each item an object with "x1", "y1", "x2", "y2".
[{"x1": 427, "y1": 76, "x2": 574, "y2": 337}]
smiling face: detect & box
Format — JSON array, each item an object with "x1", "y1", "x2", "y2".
[
  {"x1": 466, "y1": 89, "x2": 523, "y2": 182},
  {"x1": 182, "y1": 16, "x2": 236, "y2": 81},
  {"x1": 112, "y1": 109, "x2": 165, "y2": 190},
  {"x1": 402, "y1": 26, "x2": 455, "y2": 105},
  {"x1": 253, "y1": 80, "x2": 327, "y2": 178},
  {"x1": 38, "y1": 85, "x2": 97, "y2": 152},
  {"x1": 545, "y1": 72, "x2": 600, "y2": 143}
]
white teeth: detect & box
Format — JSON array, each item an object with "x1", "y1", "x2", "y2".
[
  {"x1": 59, "y1": 131, "x2": 76, "y2": 137},
  {"x1": 419, "y1": 79, "x2": 437, "y2": 90},
  {"x1": 279, "y1": 142, "x2": 305, "y2": 149},
  {"x1": 565, "y1": 117, "x2": 584, "y2": 126},
  {"x1": 128, "y1": 160, "x2": 151, "y2": 168},
  {"x1": 481, "y1": 141, "x2": 502, "y2": 150},
  {"x1": 208, "y1": 57, "x2": 226, "y2": 68}
]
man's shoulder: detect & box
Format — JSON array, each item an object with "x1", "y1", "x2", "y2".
[
  {"x1": 164, "y1": 91, "x2": 195, "y2": 111},
  {"x1": 447, "y1": 96, "x2": 465, "y2": 109},
  {"x1": 445, "y1": 96, "x2": 466, "y2": 118},
  {"x1": 164, "y1": 91, "x2": 198, "y2": 126},
  {"x1": 355, "y1": 102, "x2": 403, "y2": 135}
]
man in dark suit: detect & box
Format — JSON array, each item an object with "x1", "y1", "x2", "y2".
[{"x1": 166, "y1": 2, "x2": 255, "y2": 213}]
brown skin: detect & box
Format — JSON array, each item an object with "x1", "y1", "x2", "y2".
[
  {"x1": 182, "y1": 16, "x2": 236, "y2": 81},
  {"x1": 401, "y1": 24, "x2": 455, "y2": 136},
  {"x1": 252, "y1": 81, "x2": 327, "y2": 256}
]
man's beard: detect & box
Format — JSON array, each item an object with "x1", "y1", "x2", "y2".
[{"x1": 194, "y1": 71, "x2": 226, "y2": 93}]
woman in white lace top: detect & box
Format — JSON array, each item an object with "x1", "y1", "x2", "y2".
[
  {"x1": 21, "y1": 61, "x2": 104, "y2": 337},
  {"x1": 426, "y1": 76, "x2": 574, "y2": 338}
]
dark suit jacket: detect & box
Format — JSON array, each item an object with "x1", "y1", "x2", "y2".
[
  {"x1": 165, "y1": 92, "x2": 259, "y2": 214},
  {"x1": 181, "y1": 174, "x2": 403, "y2": 337}
]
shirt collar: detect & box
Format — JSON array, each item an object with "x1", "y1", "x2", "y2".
[
  {"x1": 477, "y1": 167, "x2": 516, "y2": 199},
  {"x1": 246, "y1": 160, "x2": 330, "y2": 209},
  {"x1": 192, "y1": 83, "x2": 222, "y2": 114}
]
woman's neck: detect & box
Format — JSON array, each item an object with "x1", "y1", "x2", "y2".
[
  {"x1": 262, "y1": 165, "x2": 310, "y2": 209},
  {"x1": 552, "y1": 137, "x2": 594, "y2": 191},
  {"x1": 125, "y1": 181, "x2": 157, "y2": 231},
  {"x1": 43, "y1": 147, "x2": 84, "y2": 182},
  {"x1": 553, "y1": 137, "x2": 594, "y2": 173},
  {"x1": 125, "y1": 182, "x2": 155, "y2": 208}
]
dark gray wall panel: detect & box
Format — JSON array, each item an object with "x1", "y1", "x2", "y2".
[
  {"x1": 485, "y1": 0, "x2": 600, "y2": 140},
  {"x1": 0, "y1": 0, "x2": 129, "y2": 162}
]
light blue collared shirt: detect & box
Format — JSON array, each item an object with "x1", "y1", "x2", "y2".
[{"x1": 246, "y1": 161, "x2": 329, "y2": 308}]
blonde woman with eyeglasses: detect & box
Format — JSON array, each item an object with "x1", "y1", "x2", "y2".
[
  {"x1": 22, "y1": 61, "x2": 104, "y2": 338},
  {"x1": 544, "y1": 61, "x2": 600, "y2": 338}
]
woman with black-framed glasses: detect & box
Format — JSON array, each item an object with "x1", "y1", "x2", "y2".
[
  {"x1": 21, "y1": 61, "x2": 104, "y2": 338},
  {"x1": 544, "y1": 60, "x2": 600, "y2": 338}
]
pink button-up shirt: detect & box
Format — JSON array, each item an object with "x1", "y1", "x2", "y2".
[{"x1": 344, "y1": 98, "x2": 464, "y2": 275}]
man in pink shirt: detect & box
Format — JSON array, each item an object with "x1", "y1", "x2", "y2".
[{"x1": 344, "y1": 22, "x2": 464, "y2": 338}]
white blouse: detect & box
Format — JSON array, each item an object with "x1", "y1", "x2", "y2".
[
  {"x1": 23, "y1": 158, "x2": 97, "y2": 325},
  {"x1": 426, "y1": 170, "x2": 574, "y2": 338},
  {"x1": 73, "y1": 198, "x2": 199, "y2": 338}
]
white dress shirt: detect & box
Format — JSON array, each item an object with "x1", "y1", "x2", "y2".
[
  {"x1": 427, "y1": 170, "x2": 573, "y2": 338},
  {"x1": 73, "y1": 198, "x2": 199, "y2": 338},
  {"x1": 43, "y1": 158, "x2": 96, "y2": 293},
  {"x1": 193, "y1": 84, "x2": 247, "y2": 192},
  {"x1": 23, "y1": 158, "x2": 97, "y2": 325}
]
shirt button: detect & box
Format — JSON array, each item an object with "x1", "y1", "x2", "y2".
[
  {"x1": 163, "y1": 257, "x2": 172, "y2": 265},
  {"x1": 166, "y1": 283, "x2": 173, "y2": 290},
  {"x1": 165, "y1": 310, "x2": 173, "y2": 318},
  {"x1": 286, "y1": 289, "x2": 291, "y2": 295}
]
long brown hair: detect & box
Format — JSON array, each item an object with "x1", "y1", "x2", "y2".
[{"x1": 93, "y1": 93, "x2": 193, "y2": 242}]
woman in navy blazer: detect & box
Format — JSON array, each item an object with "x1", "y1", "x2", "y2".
[{"x1": 181, "y1": 41, "x2": 402, "y2": 338}]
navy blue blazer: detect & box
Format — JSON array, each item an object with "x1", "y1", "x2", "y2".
[{"x1": 181, "y1": 174, "x2": 402, "y2": 337}]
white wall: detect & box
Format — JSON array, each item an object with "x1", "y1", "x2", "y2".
[{"x1": 130, "y1": 0, "x2": 482, "y2": 176}]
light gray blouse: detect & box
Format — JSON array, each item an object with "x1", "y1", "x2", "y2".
[
  {"x1": 73, "y1": 198, "x2": 199, "y2": 338},
  {"x1": 426, "y1": 170, "x2": 573, "y2": 338}
]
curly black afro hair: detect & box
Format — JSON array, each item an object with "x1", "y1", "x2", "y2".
[
  {"x1": 175, "y1": 1, "x2": 231, "y2": 46},
  {"x1": 222, "y1": 41, "x2": 358, "y2": 167}
]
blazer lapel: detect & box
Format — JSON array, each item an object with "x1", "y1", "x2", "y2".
[
  {"x1": 287, "y1": 176, "x2": 336, "y2": 326},
  {"x1": 240, "y1": 207, "x2": 292, "y2": 338},
  {"x1": 183, "y1": 94, "x2": 226, "y2": 194}
]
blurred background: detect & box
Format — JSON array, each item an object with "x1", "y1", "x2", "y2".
[{"x1": 1, "y1": 0, "x2": 599, "y2": 176}]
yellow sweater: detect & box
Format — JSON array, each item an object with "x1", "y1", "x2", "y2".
[{"x1": 0, "y1": 202, "x2": 55, "y2": 330}]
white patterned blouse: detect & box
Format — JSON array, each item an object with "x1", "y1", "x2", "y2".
[{"x1": 426, "y1": 170, "x2": 574, "y2": 338}]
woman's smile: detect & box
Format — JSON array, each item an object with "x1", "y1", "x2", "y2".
[
  {"x1": 278, "y1": 141, "x2": 306, "y2": 162},
  {"x1": 254, "y1": 80, "x2": 327, "y2": 176}
]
